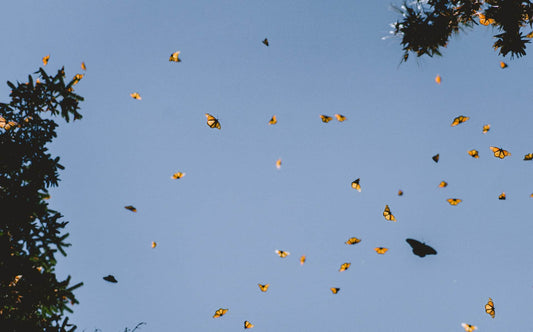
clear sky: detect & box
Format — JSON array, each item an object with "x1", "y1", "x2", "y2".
[{"x1": 2, "y1": 1, "x2": 533, "y2": 331}]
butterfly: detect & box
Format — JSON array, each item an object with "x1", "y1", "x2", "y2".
[
  {"x1": 213, "y1": 308, "x2": 228, "y2": 318},
  {"x1": 405, "y1": 239, "x2": 437, "y2": 257},
  {"x1": 72, "y1": 74, "x2": 83, "y2": 85},
  {"x1": 439, "y1": 181, "x2": 448, "y2": 188},
  {"x1": 8, "y1": 275, "x2": 22, "y2": 287},
  {"x1": 498, "y1": 192, "x2": 506, "y2": 200},
  {"x1": 244, "y1": 321, "x2": 254, "y2": 329},
  {"x1": 262, "y1": 38, "x2": 269, "y2": 46},
  {"x1": 205, "y1": 113, "x2": 221, "y2": 129},
  {"x1": 485, "y1": 297, "x2": 495, "y2": 318},
  {"x1": 435, "y1": 75, "x2": 441, "y2": 84},
  {"x1": 524, "y1": 153, "x2": 533, "y2": 160},
  {"x1": 269, "y1": 115, "x2": 277, "y2": 125},
  {"x1": 482, "y1": 124, "x2": 490, "y2": 133},
  {"x1": 275, "y1": 250, "x2": 289, "y2": 258},
  {"x1": 351, "y1": 178, "x2": 361, "y2": 192},
  {"x1": 398, "y1": 190, "x2": 403, "y2": 196},
  {"x1": 432, "y1": 154, "x2": 439, "y2": 163},
  {"x1": 258, "y1": 283, "x2": 270, "y2": 292},
  {"x1": 490, "y1": 146, "x2": 511, "y2": 159},
  {"x1": 330, "y1": 287, "x2": 340, "y2": 294},
  {"x1": 151, "y1": 241, "x2": 157, "y2": 248},
  {"x1": 169, "y1": 51, "x2": 181, "y2": 62},
  {"x1": 334, "y1": 114, "x2": 346, "y2": 122},
  {"x1": 500, "y1": 61, "x2": 508, "y2": 69},
  {"x1": 374, "y1": 247, "x2": 388, "y2": 254},
  {"x1": 345, "y1": 237, "x2": 361, "y2": 245},
  {"x1": 276, "y1": 159, "x2": 282, "y2": 169},
  {"x1": 81, "y1": 62, "x2": 86, "y2": 71},
  {"x1": 171, "y1": 172, "x2": 185, "y2": 179},
  {"x1": 300, "y1": 255, "x2": 306, "y2": 265},
  {"x1": 0, "y1": 117, "x2": 18, "y2": 130},
  {"x1": 320, "y1": 115, "x2": 333, "y2": 123},
  {"x1": 447, "y1": 198, "x2": 462, "y2": 205},
  {"x1": 451, "y1": 115, "x2": 469, "y2": 127},
  {"x1": 103, "y1": 275, "x2": 118, "y2": 283},
  {"x1": 130, "y1": 92, "x2": 141, "y2": 100},
  {"x1": 468, "y1": 149, "x2": 479, "y2": 158},
  {"x1": 339, "y1": 262, "x2": 351, "y2": 271},
  {"x1": 478, "y1": 13, "x2": 495, "y2": 25},
  {"x1": 124, "y1": 205, "x2": 137, "y2": 212},
  {"x1": 383, "y1": 205, "x2": 396, "y2": 222},
  {"x1": 461, "y1": 323, "x2": 477, "y2": 332},
  {"x1": 42, "y1": 55, "x2": 50, "y2": 66}
]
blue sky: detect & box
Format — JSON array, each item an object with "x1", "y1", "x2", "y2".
[{"x1": 3, "y1": 1, "x2": 533, "y2": 331}]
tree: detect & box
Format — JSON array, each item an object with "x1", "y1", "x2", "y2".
[
  {"x1": 392, "y1": 0, "x2": 533, "y2": 61},
  {"x1": 0, "y1": 67, "x2": 84, "y2": 331}
]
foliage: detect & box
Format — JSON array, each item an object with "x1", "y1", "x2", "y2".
[
  {"x1": 0, "y1": 67, "x2": 83, "y2": 331},
  {"x1": 392, "y1": 0, "x2": 533, "y2": 61}
]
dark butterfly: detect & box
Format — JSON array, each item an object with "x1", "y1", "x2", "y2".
[
  {"x1": 432, "y1": 154, "x2": 439, "y2": 163},
  {"x1": 405, "y1": 239, "x2": 437, "y2": 257},
  {"x1": 103, "y1": 275, "x2": 118, "y2": 283}
]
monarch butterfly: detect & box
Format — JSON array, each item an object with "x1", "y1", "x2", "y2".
[
  {"x1": 269, "y1": 115, "x2": 277, "y2": 125},
  {"x1": 405, "y1": 239, "x2": 437, "y2": 257},
  {"x1": 320, "y1": 115, "x2": 333, "y2": 123},
  {"x1": 81, "y1": 62, "x2": 86, "y2": 70},
  {"x1": 171, "y1": 172, "x2": 185, "y2": 179},
  {"x1": 524, "y1": 153, "x2": 533, "y2": 160},
  {"x1": 151, "y1": 241, "x2": 157, "y2": 248},
  {"x1": 42, "y1": 54, "x2": 50, "y2": 66},
  {"x1": 0, "y1": 117, "x2": 18, "y2": 130},
  {"x1": 468, "y1": 149, "x2": 479, "y2": 158},
  {"x1": 334, "y1": 114, "x2": 346, "y2": 122},
  {"x1": 398, "y1": 190, "x2": 403, "y2": 196},
  {"x1": 500, "y1": 61, "x2": 508, "y2": 69},
  {"x1": 258, "y1": 283, "x2": 270, "y2": 292},
  {"x1": 482, "y1": 124, "x2": 490, "y2": 134},
  {"x1": 485, "y1": 297, "x2": 495, "y2": 318},
  {"x1": 498, "y1": 192, "x2": 506, "y2": 200},
  {"x1": 130, "y1": 92, "x2": 141, "y2": 100},
  {"x1": 374, "y1": 247, "x2": 388, "y2": 254},
  {"x1": 169, "y1": 51, "x2": 181, "y2": 62},
  {"x1": 490, "y1": 146, "x2": 511, "y2": 159},
  {"x1": 451, "y1": 115, "x2": 469, "y2": 127},
  {"x1": 275, "y1": 250, "x2": 289, "y2": 258},
  {"x1": 213, "y1": 308, "x2": 228, "y2": 318},
  {"x1": 124, "y1": 205, "x2": 137, "y2": 212},
  {"x1": 330, "y1": 287, "x2": 340, "y2": 294},
  {"x1": 300, "y1": 255, "x2": 306, "y2": 265},
  {"x1": 262, "y1": 38, "x2": 269, "y2": 46},
  {"x1": 72, "y1": 74, "x2": 83, "y2": 85},
  {"x1": 432, "y1": 154, "x2": 439, "y2": 163},
  {"x1": 205, "y1": 113, "x2": 221, "y2": 129},
  {"x1": 244, "y1": 320, "x2": 254, "y2": 329},
  {"x1": 439, "y1": 181, "x2": 448, "y2": 188},
  {"x1": 351, "y1": 178, "x2": 361, "y2": 192},
  {"x1": 435, "y1": 75, "x2": 441, "y2": 84},
  {"x1": 383, "y1": 205, "x2": 396, "y2": 222},
  {"x1": 345, "y1": 237, "x2": 361, "y2": 245},
  {"x1": 339, "y1": 262, "x2": 351, "y2": 271},
  {"x1": 8, "y1": 275, "x2": 22, "y2": 287},
  {"x1": 461, "y1": 323, "x2": 477, "y2": 332},
  {"x1": 447, "y1": 198, "x2": 462, "y2": 205},
  {"x1": 103, "y1": 275, "x2": 118, "y2": 283},
  {"x1": 276, "y1": 159, "x2": 282, "y2": 169},
  {"x1": 478, "y1": 12, "x2": 495, "y2": 25}
]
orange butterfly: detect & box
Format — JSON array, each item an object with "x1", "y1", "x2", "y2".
[
  {"x1": 169, "y1": 51, "x2": 181, "y2": 62},
  {"x1": 258, "y1": 283, "x2": 269, "y2": 292},
  {"x1": 42, "y1": 55, "x2": 50, "y2": 66},
  {"x1": 320, "y1": 115, "x2": 332, "y2": 123},
  {"x1": 300, "y1": 255, "x2": 306, "y2": 265},
  {"x1": 383, "y1": 205, "x2": 396, "y2": 222},
  {"x1": 330, "y1": 287, "x2": 340, "y2": 294},
  {"x1": 339, "y1": 262, "x2": 351, "y2": 271},
  {"x1": 351, "y1": 178, "x2": 361, "y2": 192},
  {"x1": 485, "y1": 297, "x2": 495, "y2": 318},
  {"x1": 498, "y1": 192, "x2": 506, "y2": 200},
  {"x1": 482, "y1": 124, "x2": 490, "y2": 133},
  {"x1": 374, "y1": 247, "x2": 388, "y2": 254},
  {"x1": 213, "y1": 308, "x2": 228, "y2": 318},
  {"x1": 468, "y1": 149, "x2": 479, "y2": 158},
  {"x1": 447, "y1": 198, "x2": 462, "y2": 206},
  {"x1": 124, "y1": 205, "x2": 137, "y2": 212},
  {"x1": 269, "y1": 115, "x2": 277, "y2": 125},
  {"x1": 275, "y1": 250, "x2": 289, "y2": 258},
  {"x1": 130, "y1": 92, "x2": 141, "y2": 100},
  {"x1": 345, "y1": 237, "x2": 361, "y2": 245},
  {"x1": 244, "y1": 320, "x2": 254, "y2": 329},
  {"x1": 435, "y1": 75, "x2": 441, "y2": 84},
  {"x1": 461, "y1": 323, "x2": 477, "y2": 332},
  {"x1": 334, "y1": 114, "x2": 346, "y2": 122},
  {"x1": 439, "y1": 181, "x2": 448, "y2": 188},
  {"x1": 490, "y1": 146, "x2": 510, "y2": 159},
  {"x1": 451, "y1": 115, "x2": 469, "y2": 127}
]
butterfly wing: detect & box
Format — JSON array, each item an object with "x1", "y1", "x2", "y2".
[{"x1": 406, "y1": 238, "x2": 437, "y2": 257}]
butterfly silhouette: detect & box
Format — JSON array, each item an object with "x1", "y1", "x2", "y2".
[
  {"x1": 432, "y1": 154, "x2": 439, "y2": 163},
  {"x1": 405, "y1": 239, "x2": 437, "y2": 257},
  {"x1": 103, "y1": 275, "x2": 118, "y2": 283}
]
